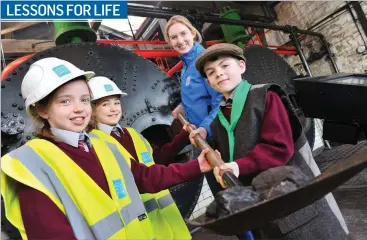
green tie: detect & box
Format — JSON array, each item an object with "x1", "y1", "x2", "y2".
[{"x1": 217, "y1": 80, "x2": 252, "y2": 162}]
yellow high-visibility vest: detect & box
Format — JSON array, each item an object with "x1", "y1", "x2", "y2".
[
  {"x1": 1, "y1": 138, "x2": 156, "y2": 240},
  {"x1": 91, "y1": 128, "x2": 191, "y2": 239}
]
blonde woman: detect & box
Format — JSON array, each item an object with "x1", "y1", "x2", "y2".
[{"x1": 165, "y1": 15, "x2": 222, "y2": 142}]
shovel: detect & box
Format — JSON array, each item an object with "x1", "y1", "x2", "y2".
[{"x1": 178, "y1": 114, "x2": 367, "y2": 235}]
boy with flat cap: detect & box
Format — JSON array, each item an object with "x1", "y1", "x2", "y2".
[{"x1": 192, "y1": 43, "x2": 349, "y2": 240}]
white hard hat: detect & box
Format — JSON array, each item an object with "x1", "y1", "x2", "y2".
[
  {"x1": 88, "y1": 76, "x2": 127, "y2": 101},
  {"x1": 21, "y1": 57, "x2": 95, "y2": 114}
]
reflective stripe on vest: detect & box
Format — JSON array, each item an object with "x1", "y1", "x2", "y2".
[
  {"x1": 7, "y1": 141, "x2": 153, "y2": 240},
  {"x1": 143, "y1": 194, "x2": 175, "y2": 213},
  {"x1": 157, "y1": 194, "x2": 175, "y2": 209},
  {"x1": 125, "y1": 128, "x2": 191, "y2": 239},
  {"x1": 106, "y1": 142, "x2": 148, "y2": 225}
]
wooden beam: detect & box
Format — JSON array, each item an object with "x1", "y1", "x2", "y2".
[
  {"x1": 2, "y1": 39, "x2": 56, "y2": 58},
  {"x1": 1, "y1": 22, "x2": 42, "y2": 35},
  {"x1": 89, "y1": 21, "x2": 102, "y2": 31}
]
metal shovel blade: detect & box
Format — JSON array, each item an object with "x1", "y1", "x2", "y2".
[{"x1": 186, "y1": 149, "x2": 367, "y2": 235}]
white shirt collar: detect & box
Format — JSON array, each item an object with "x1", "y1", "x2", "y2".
[
  {"x1": 50, "y1": 128, "x2": 90, "y2": 148},
  {"x1": 97, "y1": 123, "x2": 124, "y2": 135}
]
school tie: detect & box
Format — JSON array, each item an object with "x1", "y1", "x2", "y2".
[
  {"x1": 112, "y1": 127, "x2": 121, "y2": 137},
  {"x1": 78, "y1": 135, "x2": 90, "y2": 152}
]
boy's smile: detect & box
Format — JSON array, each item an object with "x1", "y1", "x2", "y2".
[{"x1": 204, "y1": 56, "x2": 246, "y2": 99}]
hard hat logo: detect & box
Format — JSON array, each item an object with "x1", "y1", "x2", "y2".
[
  {"x1": 104, "y1": 84, "x2": 114, "y2": 92},
  {"x1": 52, "y1": 65, "x2": 72, "y2": 78}
]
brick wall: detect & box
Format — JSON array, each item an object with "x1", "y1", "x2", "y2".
[
  {"x1": 271, "y1": 1, "x2": 367, "y2": 76},
  {"x1": 267, "y1": 1, "x2": 367, "y2": 152}
]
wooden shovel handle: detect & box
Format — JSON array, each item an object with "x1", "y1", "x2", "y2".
[{"x1": 178, "y1": 113, "x2": 242, "y2": 187}]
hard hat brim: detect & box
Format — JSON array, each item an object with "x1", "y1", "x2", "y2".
[
  {"x1": 81, "y1": 71, "x2": 96, "y2": 80},
  {"x1": 92, "y1": 91, "x2": 128, "y2": 101}
]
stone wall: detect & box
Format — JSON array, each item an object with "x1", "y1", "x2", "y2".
[{"x1": 269, "y1": 1, "x2": 367, "y2": 76}]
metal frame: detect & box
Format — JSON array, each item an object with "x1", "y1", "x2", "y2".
[
  {"x1": 2, "y1": 5, "x2": 340, "y2": 79},
  {"x1": 95, "y1": 39, "x2": 297, "y2": 75},
  {"x1": 125, "y1": 5, "x2": 340, "y2": 77}
]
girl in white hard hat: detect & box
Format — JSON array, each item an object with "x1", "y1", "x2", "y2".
[
  {"x1": 89, "y1": 76, "x2": 191, "y2": 166},
  {"x1": 1, "y1": 57, "x2": 212, "y2": 240},
  {"x1": 88, "y1": 76, "x2": 196, "y2": 239}
]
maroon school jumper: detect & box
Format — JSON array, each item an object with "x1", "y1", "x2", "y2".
[
  {"x1": 111, "y1": 128, "x2": 189, "y2": 165},
  {"x1": 17, "y1": 139, "x2": 200, "y2": 240},
  {"x1": 219, "y1": 90, "x2": 294, "y2": 176}
]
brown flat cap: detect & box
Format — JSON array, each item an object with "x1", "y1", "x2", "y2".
[{"x1": 196, "y1": 43, "x2": 246, "y2": 78}]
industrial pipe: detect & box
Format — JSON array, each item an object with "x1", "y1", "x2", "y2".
[
  {"x1": 178, "y1": 113, "x2": 242, "y2": 187},
  {"x1": 167, "y1": 61, "x2": 183, "y2": 76},
  {"x1": 1, "y1": 54, "x2": 34, "y2": 80}
]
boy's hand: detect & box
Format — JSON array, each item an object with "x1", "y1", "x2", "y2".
[
  {"x1": 189, "y1": 127, "x2": 208, "y2": 146},
  {"x1": 197, "y1": 148, "x2": 212, "y2": 173},
  {"x1": 214, "y1": 162, "x2": 239, "y2": 188},
  {"x1": 172, "y1": 104, "x2": 184, "y2": 119}
]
